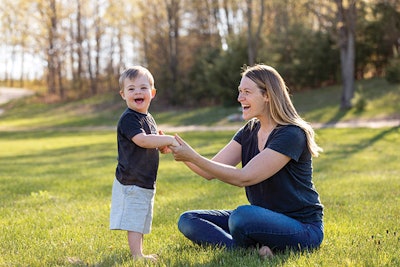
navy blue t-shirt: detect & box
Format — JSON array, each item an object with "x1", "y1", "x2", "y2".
[
  {"x1": 233, "y1": 120, "x2": 323, "y2": 223},
  {"x1": 115, "y1": 108, "x2": 159, "y2": 189}
]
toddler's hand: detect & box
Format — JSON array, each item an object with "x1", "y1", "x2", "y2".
[
  {"x1": 170, "y1": 139, "x2": 180, "y2": 147},
  {"x1": 159, "y1": 146, "x2": 170, "y2": 154},
  {"x1": 158, "y1": 131, "x2": 179, "y2": 154}
]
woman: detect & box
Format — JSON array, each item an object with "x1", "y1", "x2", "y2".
[{"x1": 170, "y1": 64, "x2": 324, "y2": 257}]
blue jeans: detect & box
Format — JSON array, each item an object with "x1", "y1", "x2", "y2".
[{"x1": 177, "y1": 205, "x2": 323, "y2": 251}]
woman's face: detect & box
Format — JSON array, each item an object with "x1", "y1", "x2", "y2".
[{"x1": 237, "y1": 76, "x2": 269, "y2": 121}]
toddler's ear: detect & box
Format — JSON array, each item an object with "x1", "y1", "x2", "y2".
[
  {"x1": 119, "y1": 90, "x2": 126, "y2": 100},
  {"x1": 151, "y1": 89, "x2": 157, "y2": 98}
]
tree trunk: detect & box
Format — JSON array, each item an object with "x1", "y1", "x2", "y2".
[
  {"x1": 246, "y1": 0, "x2": 265, "y2": 65},
  {"x1": 222, "y1": 0, "x2": 233, "y2": 35},
  {"x1": 19, "y1": 42, "x2": 25, "y2": 87},
  {"x1": 340, "y1": 31, "x2": 355, "y2": 109},
  {"x1": 247, "y1": 0, "x2": 254, "y2": 65},
  {"x1": 46, "y1": 0, "x2": 58, "y2": 95},
  {"x1": 10, "y1": 45, "x2": 16, "y2": 87},
  {"x1": 75, "y1": 0, "x2": 83, "y2": 92},
  {"x1": 57, "y1": 57, "x2": 64, "y2": 99},
  {"x1": 165, "y1": 0, "x2": 180, "y2": 103},
  {"x1": 91, "y1": 2, "x2": 102, "y2": 95},
  {"x1": 336, "y1": 0, "x2": 356, "y2": 110},
  {"x1": 117, "y1": 29, "x2": 124, "y2": 71}
]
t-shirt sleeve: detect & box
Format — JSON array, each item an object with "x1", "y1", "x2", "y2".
[
  {"x1": 233, "y1": 127, "x2": 244, "y2": 144},
  {"x1": 267, "y1": 126, "x2": 306, "y2": 162},
  {"x1": 233, "y1": 122, "x2": 252, "y2": 145},
  {"x1": 119, "y1": 113, "x2": 144, "y2": 140}
]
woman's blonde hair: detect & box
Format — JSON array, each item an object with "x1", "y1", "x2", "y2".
[{"x1": 242, "y1": 64, "x2": 322, "y2": 157}]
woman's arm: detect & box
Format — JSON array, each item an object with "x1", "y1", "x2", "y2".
[
  {"x1": 181, "y1": 139, "x2": 242, "y2": 180},
  {"x1": 172, "y1": 134, "x2": 290, "y2": 187}
]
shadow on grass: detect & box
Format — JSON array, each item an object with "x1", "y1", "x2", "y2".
[
  {"x1": 323, "y1": 107, "x2": 350, "y2": 126},
  {"x1": 157, "y1": 243, "x2": 292, "y2": 267},
  {"x1": 0, "y1": 128, "x2": 114, "y2": 140},
  {"x1": 323, "y1": 126, "x2": 399, "y2": 159},
  {"x1": 94, "y1": 253, "x2": 134, "y2": 267}
]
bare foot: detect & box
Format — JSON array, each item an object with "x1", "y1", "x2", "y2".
[
  {"x1": 133, "y1": 254, "x2": 158, "y2": 262},
  {"x1": 258, "y1": 245, "x2": 274, "y2": 259}
]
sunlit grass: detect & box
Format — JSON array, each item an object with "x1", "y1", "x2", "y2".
[
  {"x1": 1, "y1": 127, "x2": 399, "y2": 266},
  {"x1": 293, "y1": 78, "x2": 400, "y2": 123},
  {"x1": 0, "y1": 78, "x2": 399, "y2": 266}
]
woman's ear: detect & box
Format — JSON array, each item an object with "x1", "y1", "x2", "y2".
[
  {"x1": 151, "y1": 88, "x2": 157, "y2": 98},
  {"x1": 263, "y1": 92, "x2": 269, "y2": 103}
]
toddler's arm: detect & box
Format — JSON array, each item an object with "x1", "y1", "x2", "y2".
[{"x1": 132, "y1": 131, "x2": 179, "y2": 151}]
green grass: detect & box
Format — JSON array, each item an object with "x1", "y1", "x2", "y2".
[
  {"x1": 1, "y1": 127, "x2": 399, "y2": 266},
  {"x1": 293, "y1": 78, "x2": 400, "y2": 123},
  {"x1": 0, "y1": 78, "x2": 399, "y2": 266}
]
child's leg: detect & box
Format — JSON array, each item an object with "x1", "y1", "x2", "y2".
[
  {"x1": 127, "y1": 231, "x2": 143, "y2": 257},
  {"x1": 127, "y1": 231, "x2": 157, "y2": 261}
]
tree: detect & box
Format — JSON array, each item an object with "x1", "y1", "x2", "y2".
[
  {"x1": 37, "y1": 0, "x2": 60, "y2": 96},
  {"x1": 246, "y1": 0, "x2": 265, "y2": 65},
  {"x1": 335, "y1": 0, "x2": 356, "y2": 109},
  {"x1": 70, "y1": 0, "x2": 84, "y2": 92},
  {"x1": 165, "y1": 0, "x2": 181, "y2": 103},
  {"x1": 1, "y1": 0, "x2": 398, "y2": 108}
]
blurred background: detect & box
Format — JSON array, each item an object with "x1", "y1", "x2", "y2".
[{"x1": 1, "y1": 0, "x2": 399, "y2": 109}]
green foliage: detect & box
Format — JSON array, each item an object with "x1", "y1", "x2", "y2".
[
  {"x1": 184, "y1": 23, "x2": 342, "y2": 106},
  {"x1": 351, "y1": 88, "x2": 367, "y2": 113},
  {"x1": 261, "y1": 24, "x2": 340, "y2": 91},
  {"x1": 357, "y1": 1, "x2": 400, "y2": 76},
  {"x1": 168, "y1": 0, "x2": 400, "y2": 106},
  {"x1": 3, "y1": 0, "x2": 400, "y2": 107},
  {"x1": 186, "y1": 47, "x2": 223, "y2": 106},
  {"x1": 386, "y1": 58, "x2": 400, "y2": 83},
  {"x1": 187, "y1": 36, "x2": 248, "y2": 107}
]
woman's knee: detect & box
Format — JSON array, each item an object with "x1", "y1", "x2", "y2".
[
  {"x1": 228, "y1": 206, "x2": 252, "y2": 234},
  {"x1": 177, "y1": 211, "x2": 196, "y2": 235}
]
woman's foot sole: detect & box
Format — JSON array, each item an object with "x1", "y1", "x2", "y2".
[{"x1": 258, "y1": 246, "x2": 274, "y2": 259}]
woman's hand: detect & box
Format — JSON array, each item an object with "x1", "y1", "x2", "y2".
[
  {"x1": 170, "y1": 134, "x2": 198, "y2": 162},
  {"x1": 158, "y1": 130, "x2": 179, "y2": 154}
]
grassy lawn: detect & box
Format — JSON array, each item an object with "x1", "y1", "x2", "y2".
[
  {"x1": 0, "y1": 78, "x2": 399, "y2": 266},
  {"x1": 1, "y1": 127, "x2": 399, "y2": 266}
]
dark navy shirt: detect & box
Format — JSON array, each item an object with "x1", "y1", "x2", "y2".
[
  {"x1": 233, "y1": 120, "x2": 323, "y2": 223},
  {"x1": 115, "y1": 108, "x2": 159, "y2": 189}
]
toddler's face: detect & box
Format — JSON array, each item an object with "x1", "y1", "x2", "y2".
[{"x1": 120, "y1": 75, "x2": 156, "y2": 113}]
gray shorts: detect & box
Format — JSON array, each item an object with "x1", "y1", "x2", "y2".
[{"x1": 110, "y1": 178, "x2": 155, "y2": 234}]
